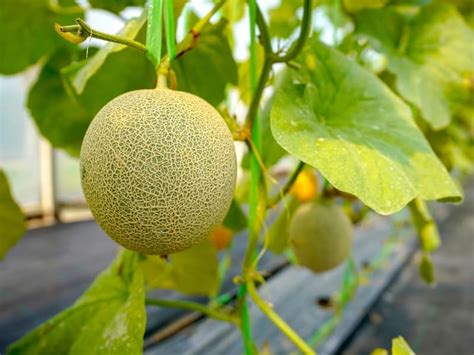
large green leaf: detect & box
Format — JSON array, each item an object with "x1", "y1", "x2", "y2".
[
  {"x1": 356, "y1": 3, "x2": 474, "y2": 129},
  {"x1": 0, "y1": 170, "x2": 26, "y2": 260},
  {"x1": 7, "y1": 250, "x2": 146, "y2": 355},
  {"x1": 142, "y1": 240, "x2": 219, "y2": 296},
  {"x1": 270, "y1": 40, "x2": 462, "y2": 215},
  {"x1": 172, "y1": 20, "x2": 238, "y2": 106},
  {"x1": 0, "y1": 0, "x2": 82, "y2": 75},
  {"x1": 28, "y1": 48, "x2": 93, "y2": 157}
]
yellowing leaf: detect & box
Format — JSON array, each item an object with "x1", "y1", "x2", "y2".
[
  {"x1": 54, "y1": 23, "x2": 86, "y2": 44},
  {"x1": 371, "y1": 348, "x2": 389, "y2": 355},
  {"x1": 271, "y1": 40, "x2": 462, "y2": 215},
  {"x1": 392, "y1": 336, "x2": 415, "y2": 355}
]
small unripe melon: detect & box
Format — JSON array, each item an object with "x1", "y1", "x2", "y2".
[
  {"x1": 80, "y1": 89, "x2": 237, "y2": 255},
  {"x1": 290, "y1": 201, "x2": 353, "y2": 273}
]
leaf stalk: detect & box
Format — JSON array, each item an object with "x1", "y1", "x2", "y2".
[{"x1": 145, "y1": 298, "x2": 239, "y2": 325}]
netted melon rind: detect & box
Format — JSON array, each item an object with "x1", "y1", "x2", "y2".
[
  {"x1": 290, "y1": 201, "x2": 353, "y2": 273},
  {"x1": 80, "y1": 89, "x2": 237, "y2": 255}
]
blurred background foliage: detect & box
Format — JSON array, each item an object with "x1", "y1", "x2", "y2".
[{"x1": 0, "y1": 0, "x2": 473, "y2": 353}]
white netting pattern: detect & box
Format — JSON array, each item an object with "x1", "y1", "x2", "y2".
[{"x1": 80, "y1": 89, "x2": 237, "y2": 255}]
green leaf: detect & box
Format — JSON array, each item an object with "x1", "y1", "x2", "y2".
[
  {"x1": 0, "y1": 0, "x2": 83, "y2": 75},
  {"x1": 7, "y1": 250, "x2": 146, "y2": 355},
  {"x1": 265, "y1": 198, "x2": 299, "y2": 254},
  {"x1": 63, "y1": 14, "x2": 148, "y2": 95},
  {"x1": 143, "y1": 240, "x2": 219, "y2": 296},
  {"x1": 0, "y1": 170, "x2": 26, "y2": 260},
  {"x1": 419, "y1": 253, "x2": 435, "y2": 285},
  {"x1": 237, "y1": 43, "x2": 264, "y2": 105},
  {"x1": 223, "y1": 0, "x2": 245, "y2": 23},
  {"x1": 356, "y1": 3, "x2": 474, "y2": 129},
  {"x1": 269, "y1": 0, "x2": 303, "y2": 38},
  {"x1": 392, "y1": 336, "x2": 416, "y2": 355},
  {"x1": 88, "y1": 0, "x2": 186, "y2": 19},
  {"x1": 89, "y1": 0, "x2": 145, "y2": 14},
  {"x1": 172, "y1": 20, "x2": 238, "y2": 106},
  {"x1": 46, "y1": 15, "x2": 156, "y2": 156},
  {"x1": 258, "y1": 97, "x2": 288, "y2": 167},
  {"x1": 64, "y1": 46, "x2": 154, "y2": 116},
  {"x1": 223, "y1": 199, "x2": 247, "y2": 232},
  {"x1": 61, "y1": 13, "x2": 156, "y2": 116},
  {"x1": 28, "y1": 48, "x2": 93, "y2": 157},
  {"x1": 343, "y1": 0, "x2": 388, "y2": 12},
  {"x1": 270, "y1": 40, "x2": 462, "y2": 215}
]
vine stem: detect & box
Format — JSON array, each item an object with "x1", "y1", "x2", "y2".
[
  {"x1": 56, "y1": 1, "x2": 226, "y2": 71},
  {"x1": 238, "y1": 1, "x2": 314, "y2": 353},
  {"x1": 271, "y1": 0, "x2": 313, "y2": 63},
  {"x1": 57, "y1": 19, "x2": 147, "y2": 53},
  {"x1": 237, "y1": 1, "x2": 262, "y2": 353},
  {"x1": 145, "y1": 298, "x2": 239, "y2": 325},
  {"x1": 267, "y1": 161, "x2": 305, "y2": 208},
  {"x1": 240, "y1": 0, "x2": 313, "y2": 291},
  {"x1": 238, "y1": 0, "x2": 314, "y2": 355},
  {"x1": 151, "y1": 0, "x2": 226, "y2": 82},
  {"x1": 247, "y1": 282, "x2": 316, "y2": 354}
]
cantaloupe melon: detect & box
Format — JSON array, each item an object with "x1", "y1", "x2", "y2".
[
  {"x1": 290, "y1": 201, "x2": 353, "y2": 273},
  {"x1": 80, "y1": 88, "x2": 237, "y2": 255}
]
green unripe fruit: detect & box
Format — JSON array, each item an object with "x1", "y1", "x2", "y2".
[
  {"x1": 290, "y1": 201, "x2": 353, "y2": 273},
  {"x1": 80, "y1": 89, "x2": 237, "y2": 255}
]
